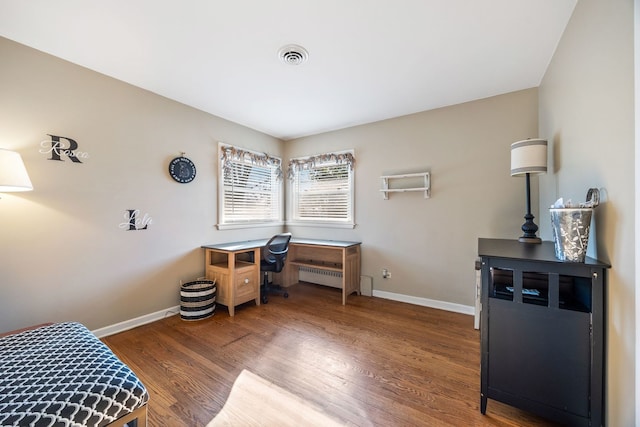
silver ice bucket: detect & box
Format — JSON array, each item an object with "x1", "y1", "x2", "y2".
[{"x1": 549, "y1": 208, "x2": 593, "y2": 262}]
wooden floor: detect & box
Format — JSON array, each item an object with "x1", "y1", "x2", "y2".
[{"x1": 102, "y1": 283, "x2": 559, "y2": 427}]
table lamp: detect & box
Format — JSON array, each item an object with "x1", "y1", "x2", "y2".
[
  {"x1": 0, "y1": 149, "x2": 33, "y2": 192},
  {"x1": 510, "y1": 139, "x2": 547, "y2": 243}
]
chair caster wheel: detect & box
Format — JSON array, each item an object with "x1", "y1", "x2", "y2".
[
  {"x1": 262, "y1": 296, "x2": 268, "y2": 304},
  {"x1": 284, "y1": 292, "x2": 289, "y2": 298}
]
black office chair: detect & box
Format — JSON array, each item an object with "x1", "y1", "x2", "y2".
[{"x1": 260, "y1": 232, "x2": 292, "y2": 304}]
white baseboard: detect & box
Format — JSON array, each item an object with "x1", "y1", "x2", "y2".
[
  {"x1": 372, "y1": 290, "x2": 475, "y2": 316},
  {"x1": 92, "y1": 305, "x2": 180, "y2": 338},
  {"x1": 93, "y1": 292, "x2": 474, "y2": 338}
]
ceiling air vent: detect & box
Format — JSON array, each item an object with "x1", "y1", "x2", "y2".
[{"x1": 278, "y1": 44, "x2": 309, "y2": 65}]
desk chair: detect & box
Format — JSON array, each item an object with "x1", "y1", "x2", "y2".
[{"x1": 261, "y1": 232, "x2": 292, "y2": 304}]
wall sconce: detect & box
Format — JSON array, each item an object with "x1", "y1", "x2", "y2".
[
  {"x1": 0, "y1": 149, "x2": 33, "y2": 192},
  {"x1": 511, "y1": 139, "x2": 547, "y2": 243}
]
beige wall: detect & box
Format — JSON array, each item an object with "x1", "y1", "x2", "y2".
[
  {"x1": 636, "y1": 2, "x2": 640, "y2": 425},
  {"x1": 538, "y1": 0, "x2": 635, "y2": 425},
  {"x1": 286, "y1": 89, "x2": 539, "y2": 308},
  {"x1": 0, "y1": 37, "x2": 283, "y2": 332}
]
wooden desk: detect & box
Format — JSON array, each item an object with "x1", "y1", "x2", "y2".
[
  {"x1": 202, "y1": 238, "x2": 361, "y2": 315},
  {"x1": 278, "y1": 238, "x2": 361, "y2": 305},
  {"x1": 201, "y1": 239, "x2": 266, "y2": 316}
]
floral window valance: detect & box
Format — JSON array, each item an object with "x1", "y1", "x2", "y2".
[
  {"x1": 287, "y1": 152, "x2": 355, "y2": 180},
  {"x1": 220, "y1": 145, "x2": 283, "y2": 180}
]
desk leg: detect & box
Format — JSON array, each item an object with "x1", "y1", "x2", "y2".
[
  {"x1": 341, "y1": 248, "x2": 347, "y2": 305},
  {"x1": 254, "y1": 248, "x2": 261, "y2": 307},
  {"x1": 228, "y1": 253, "x2": 236, "y2": 316},
  {"x1": 342, "y1": 245, "x2": 361, "y2": 305},
  {"x1": 278, "y1": 262, "x2": 298, "y2": 287}
]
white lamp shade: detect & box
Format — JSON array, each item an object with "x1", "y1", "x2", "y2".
[
  {"x1": 0, "y1": 149, "x2": 33, "y2": 192},
  {"x1": 510, "y1": 139, "x2": 547, "y2": 176}
]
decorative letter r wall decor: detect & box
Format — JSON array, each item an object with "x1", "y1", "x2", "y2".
[{"x1": 40, "y1": 134, "x2": 90, "y2": 163}]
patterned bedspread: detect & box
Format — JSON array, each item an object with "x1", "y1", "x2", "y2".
[{"x1": 0, "y1": 322, "x2": 148, "y2": 426}]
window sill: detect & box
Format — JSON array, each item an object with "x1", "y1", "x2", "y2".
[
  {"x1": 217, "y1": 221, "x2": 284, "y2": 230},
  {"x1": 285, "y1": 220, "x2": 356, "y2": 229}
]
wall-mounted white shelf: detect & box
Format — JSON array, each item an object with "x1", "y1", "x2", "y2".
[{"x1": 380, "y1": 172, "x2": 430, "y2": 200}]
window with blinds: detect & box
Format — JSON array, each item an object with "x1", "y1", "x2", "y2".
[
  {"x1": 289, "y1": 151, "x2": 354, "y2": 226},
  {"x1": 218, "y1": 145, "x2": 282, "y2": 228}
]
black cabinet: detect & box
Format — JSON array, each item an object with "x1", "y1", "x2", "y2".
[{"x1": 478, "y1": 238, "x2": 609, "y2": 427}]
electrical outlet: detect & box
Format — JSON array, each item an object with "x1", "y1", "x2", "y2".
[{"x1": 382, "y1": 268, "x2": 391, "y2": 279}]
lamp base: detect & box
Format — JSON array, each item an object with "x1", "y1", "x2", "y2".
[
  {"x1": 518, "y1": 236, "x2": 542, "y2": 244},
  {"x1": 519, "y1": 206, "x2": 541, "y2": 244}
]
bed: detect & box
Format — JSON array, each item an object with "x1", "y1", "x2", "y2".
[{"x1": 0, "y1": 322, "x2": 149, "y2": 426}]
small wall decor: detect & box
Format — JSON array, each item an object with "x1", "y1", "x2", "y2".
[
  {"x1": 39, "y1": 134, "x2": 89, "y2": 163},
  {"x1": 168, "y1": 153, "x2": 196, "y2": 183},
  {"x1": 119, "y1": 209, "x2": 153, "y2": 231},
  {"x1": 380, "y1": 172, "x2": 430, "y2": 199}
]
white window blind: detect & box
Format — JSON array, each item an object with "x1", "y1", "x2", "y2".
[
  {"x1": 218, "y1": 145, "x2": 282, "y2": 228},
  {"x1": 289, "y1": 151, "x2": 355, "y2": 226}
]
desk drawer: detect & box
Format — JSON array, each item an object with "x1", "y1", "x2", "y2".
[{"x1": 235, "y1": 270, "x2": 258, "y2": 302}]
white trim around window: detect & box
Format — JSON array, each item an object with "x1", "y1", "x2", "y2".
[
  {"x1": 286, "y1": 150, "x2": 355, "y2": 229},
  {"x1": 217, "y1": 143, "x2": 284, "y2": 230}
]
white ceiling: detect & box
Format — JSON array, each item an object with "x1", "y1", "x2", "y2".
[{"x1": 0, "y1": 1, "x2": 577, "y2": 140}]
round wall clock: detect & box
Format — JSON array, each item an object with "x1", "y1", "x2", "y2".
[{"x1": 168, "y1": 156, "x2": 197, "y2": 183}]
